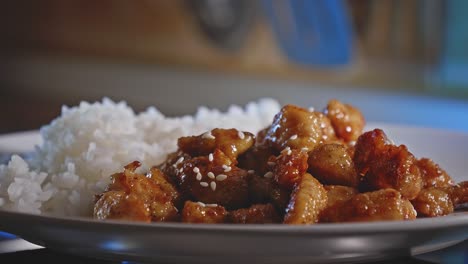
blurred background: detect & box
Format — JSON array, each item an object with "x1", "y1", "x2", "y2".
[{"x1": 1, "y1": 0, "x2": 468, "y2": 133}]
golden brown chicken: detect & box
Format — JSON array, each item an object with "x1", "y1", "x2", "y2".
[
  {"x1": 283, "y1": 173, "x2": 328, "y2": 224},
  {"x1": 228, "y1": 203, "x2": 281, "y2": 224},
  {"x1": 308, "y1": 143, "x2": 359, "y2": 187},
  {"x1": 261, "y1": 105, "x2": 336, "y2": 152},
  {"x1": 176, "y1": 149, "x2": 249, "y2": 209},
  {"x1": 270, "y1": 148, "x2": 309, "y2": 190},
  {"x1": 324, "y1": 185, "x2": 358, "y2": 207},
  {"x1": 354, "y1": 129, "x2": 423, "y2": 200},
  {"x1": 94, "y1": 161, "x2": 179, "y2": 222},
  {"x1": 178, "y1": 128, "x2": 254, "y2": 161},
  {"x1": 325, "y1": 99, "x2": 365, "y2": 143},
  {"x1": 417, "y1": 158, "x2": 454, "y2": 188},
  {"x1": 320, "y1": 188, "x2": 417, "y2": 222},
  {"x1": 411, "y1": 187, "x2": 454, "y2": 217},
  {"x1": 181, "y1": 201, "x2": 227, "y2": 224}
]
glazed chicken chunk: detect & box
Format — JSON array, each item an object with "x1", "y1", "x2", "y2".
[
  {"x1": 308, "y1": 143, "x2": 360, "y2": 187},
  {"x1": 228, "y1": 203, "x2": 281, "y2": 224},
  {"x1": 178, "y1": 128, "x2": 254, "y2": 161},
  {"x1": 94, "y1": 161, "x2": 179, "y2": 222},
  {"x1": 354, "y1": 129, "x2": 423, "y2": 200},
  {"x1": 262, "y1": 105, "x2": 336, "y2": 152},
  {"x1": 412, "y1": 181, "x2": 468, "y2": 217},
  {"x1": 325, "y1": 99, "x2": 365, "y2": 143},
  {"x1": 176, "y1": 149, "x2": 249, "y2": 209},
  {"x1": 181, "y1": 201, "x2": 228, "y2": 224},
  {"x1": 283, "y1": 173, "x2": 328, "y2": 224},
  {"x1": 320, "y1": 188, "x2": 417, "y2": 222},
  {"x1": 324, "y1": 185, "x2": 358, "y2": 207}
]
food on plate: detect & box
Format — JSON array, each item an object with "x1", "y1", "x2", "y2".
[
  {"x1": 91, "y1": 99, "x2": 465, "y2": 224},
  {"x1": 0, "y1": 97, "x2": 466, "y2": 225}
]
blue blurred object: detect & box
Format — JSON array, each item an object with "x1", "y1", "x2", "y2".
[
  {"x1": 261, "y1": 0, "x2": 353, "y2": 67},
  {"x1": 0, "y1": 232, "x2": 16, "y2": 240}
]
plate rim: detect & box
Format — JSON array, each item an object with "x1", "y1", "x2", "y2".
[{"x1": 1, "y1": 209, "x2": 467, "y2": 235}]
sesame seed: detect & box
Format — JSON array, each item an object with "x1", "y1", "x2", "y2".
[
  {"x1": 200, "y1": 182, "x2": 209, "y2": 187},
  {"x1": 308, "y1": 107, "x2": 315, "y2": 112},
  {"x1": 202, "y1": 131, "x2": 215, "y2": 140},
  {"x1": 283, "y1": 147, "x2": 292, "y2": 155},
  {"x1": 267, "y1": 161, "x2": 275, "y2": 166},
  {"x1": 206, "y1": 203, "x2": 218, "y2": 207},
  {"x1": 301, "y1": 147, "x2": 309, "y2": 152},
  {"x1": 210, "y1": 181, "x2": 217, "y2": 191},
  {"x1": 193, "y1": 167, "x2": 200, "y2": 173},
  {"x1": 238, "y1": 131, "x2": 245, "y2": 139},
  {"x1": 207, "y1": 172, "x2": 215, "y2": 179},
  {"x1": 287, "y1": 161, "x2": 293, "y2": 166},
  {"x1": 208, "y1": 153, "x2": 214, "y2": 161},
  {"x1": 179, "y1": 168, "x2": 184, "y2": 173},
  {"x1": 290, "y1": 134, "x2": 298, "y2": 140},
  {"x1": 197, "y1": 201, "x2": 206, "y2": 207},
  {"x1": 264, "y1": 172, "x2": 273, "y2": 178},
  {"x1": 216, "y1": 174, "x2": 227, "y2": 181},
  {"x1": 176, "y1": 157, "x2": 184, "y2": 164},
  {"x1": 196, "y1": 173, "x2": 202, "y2": 181},
  {"x1": 248, "y1": 170, "x2": 255, "y2": 174},
  {"x1": 222, "y1": 165, "x2": 231, "y2": 172}
]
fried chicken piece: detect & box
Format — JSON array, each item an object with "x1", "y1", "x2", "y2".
[
  {"x1": 248, "y1": 175, "x2": 290, "y2": 214},
  {"x1": 308, "y1": 143, "x2": 359, "y2": 187},
  {"x1": 411, "y1": 181, "x2": 467, "y2": 217},
  {"x1": 262, "y1": 105, "x2": 336, "y2": 152},
  {"x1": 417, "y1": 158, "x2": 454, "y2": 188},
  {"x1": 94, "y1": 191, "x2": 148, "y2": 222},
  {"x1": 181, "y1": 201, "x2": 227, "y2": 224},
  {"x1": 178, "y1": 128, "x2": 254, "y2": 161},
  {"x1": 411, "y1": 188, "x2": 454, "y2": 217},
  {"x1": 270, "y1": 148, "x2": 309, "y2": 190},
  {"x1": 228, "y1": 203, "x2": 281, "y2": 224},
  {"x1": 444, "y1": 181, "x2": 468, "y2": 207},
  {"x1": 177, "y1": 149, "x2": 249, "y2": 209},
  {"x1": 354, "y1": 129, "x2": 423, "y2": 200},
  {"x1": 324, "y1": 185, "x2": 358, "y2": 207},
  {"x1": 147, "y1": 167, "x2": 183, "y2": 208},
  {"x1": 283, "y1": 173, "x2": 328, "y2": 224},
  {"x1": 157, "y1": 150, "x2": 192, "y2": 185},
  {"x1": 320, "y1": 188, "x2": 416, "y2": 223},
  {"x1": 325, "y1": 99, "x2": 365, "y2": 143},
  {"x1": 94, "y1": 161, "x2": 179, "y2": 222},
  {"x1": 353, "y1": 128, "x2": 389, "y2": 175},
  {"x1": 238, "y1": 145, "x2": 276, "y2": 176}
]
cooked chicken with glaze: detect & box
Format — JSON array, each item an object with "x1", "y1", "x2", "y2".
[
  {"x1": 94, "y1": 161, "x2": 179, "y2": 222},
  {"x1": 324, "y1": 185, "x2": 358, "y2": 207},
  {"x1": 229, "y1": 203, "x2": 281, "y2": 224},
  {"x1": 354, "y1": 129, "x2": 423, "y2": 200},
  {"x1": 308, "y1": 143, "x2": 359, "y2": 187},
  {"x1": 283, "y1": 173, "x2": 328, "y2": 224},
  {"x1": 94, "y1": 99, "x2": 466, "y2": 224},
  {"x1": 320, "y1": 188, "x2": 417, "y2": 222},
  {"x1": 325, "y1": 99, "x2": 365, "y2": 143},
  {"x1": 181, "y1": 201, "x2": 227, "y2": 224},
  {"x1": 261, "y1": 104, "x2": 336, "y2": 152}
]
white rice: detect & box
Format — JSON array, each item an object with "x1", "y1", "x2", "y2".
[{"x1": 0, "y1": 97, "x2": 281, "y2": 216}]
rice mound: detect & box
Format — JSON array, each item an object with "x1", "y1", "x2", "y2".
[{"x1": 0, "y1": 97, "x2": 281, "y2": 216}]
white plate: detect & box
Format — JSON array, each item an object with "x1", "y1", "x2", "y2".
[{"x1": 0, "y1": 123, "x2": 467, "y2": 264}]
